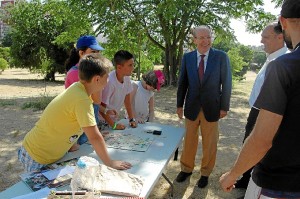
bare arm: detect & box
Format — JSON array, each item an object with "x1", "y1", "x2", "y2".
[
  {"x1": 220, "y1": 109, "x2": 283, "y2": 192},
  {"x1": 82, "y1": 125, "x2": 131, "y2": 170},
  {"x1": 99, "y1": 105, "x2": 117, "y2": 116},
  {"x1": 129, "y1": 83, "x2": 139, "y2": 121},
  {"x1": 124, "y1": 93, "x2": 137, "y2": 128},
  {"x1": 148, "y1": 96, "x2": 155, "y2": 122}
]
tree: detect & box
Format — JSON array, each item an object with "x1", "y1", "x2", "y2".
[
  {"x1": 0, "y1": 58, "x2": 8, "y2": 73},
  {"x1": 227, "y1": 47, "x2": 247, "y2": 81},
  {"x1": 1, "y1": 32, "x2": 13, "y2": 47},
  {"x1": 252, "y1": 51, "x2": 266, "y2": 70},
  {"x1": 0, "y1": 47, "x2": 10, "y2": 62},
  {"x1": 71, "y1": 0, "x2": 274, "y2": 85},
  {"x1": 101, "y1": 25, "x2": 162, "y2": 80},
  {"x1": 213, "y1": 39, "x2": 254, "y2": 80},
  {"x1": 9, "y1": 0, "x2": 93, "y2": 81}
]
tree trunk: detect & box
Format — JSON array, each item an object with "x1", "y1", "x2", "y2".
[
  {"x1": 164, "y1": 44, "x2": 170, "y2": 85},
  {"x1": 164, "y1": 42, "x2": 183, "y2": 86}
]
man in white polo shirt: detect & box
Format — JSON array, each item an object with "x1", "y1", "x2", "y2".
[{"x1": 234, "y1": 21, "x2": 288, "y2": 189}]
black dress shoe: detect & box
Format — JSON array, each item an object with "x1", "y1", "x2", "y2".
[
  {"x1": 198, "y1": 176, "x2": 208, "y2": 188},
  {"x1": 234, "y1": 177, "x2": 249, "y2": 189},
  {"x1": 175, "y1": 171, "x2": 192, "y2": 182}
]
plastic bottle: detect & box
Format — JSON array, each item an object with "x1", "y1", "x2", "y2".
[{"x1": 70, "y1": 156, "x2": 100, "y2": 198}]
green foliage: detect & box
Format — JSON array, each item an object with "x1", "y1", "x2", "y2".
[
  {"x1": 0, "y1": 47, "x2": 10, "y2": 61},
  {"x1": 245, "y1": 9, "x2": 277, "y2": 33},
  {"x1": 70, "y1": 0, "x2": 268, "y2": 85},
  {"x1": 274, "y1": 0, "x2": 284, "y2": 7},
  {"x1": 101, "y1": 27, "x2": 162, "y2": 79},
  {"x1": 238, "y1": 45, "x2": 254, "y2": 64},
  {"x1": 214, "y1": 38, "x2": 254, "y2": 80},
  {"x1": 227, "y1": 47, "x2": 247, "y2": 81},
  {"x1": 9, "y1": 0, "x2": 93, "y2": 80},
  {"x1": 0, "y1": 99, "x2": 16, "y2": 107},
  {"x1": 252, "y1": 51, "x2": 267, "y2": 70},
  {"x1": 22, "y1": 94, "x2": 54, "y2": 111},
  {"x1": 1, "y1": 32, "x2": 12, "y2": 47},
  {"x1": 0, "y1": 58, "x2": 8, "y2": 72}
]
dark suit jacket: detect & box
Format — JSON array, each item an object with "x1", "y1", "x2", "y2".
[{"x1": 177, "y1": 48, "x2": 232, "y2": 122}]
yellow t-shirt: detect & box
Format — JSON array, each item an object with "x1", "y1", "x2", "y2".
[{"x1": 23, "y1": 82, "x2": 96, "y2": 164}]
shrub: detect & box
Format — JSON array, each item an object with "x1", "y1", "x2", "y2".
[{"x1": 0, "y1": 58, "x2": 8, "y2": 73}]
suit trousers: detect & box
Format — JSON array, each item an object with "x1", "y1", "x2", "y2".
[{"x1": 180, "y1": 110, "x2": 219, "y2": 176}]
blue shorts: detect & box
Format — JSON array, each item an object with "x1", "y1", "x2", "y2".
[{"x1": 18, "y1": 146, "x2": 45, "y2": 172}]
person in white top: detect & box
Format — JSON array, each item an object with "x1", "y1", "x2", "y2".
[
  {"x1": 130, "y1": 70, "x2": 165, "y2": 123},
  {"x1": 100, "y1": 50, "x2": 137, "y2": 130},
  {"x1": 234, "y1": 21, "x2": 289, "y2": 189}
]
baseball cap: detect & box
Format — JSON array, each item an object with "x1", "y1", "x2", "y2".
[
  {"x1": 76, "y1": 35, "x2": 104, "y2": 51},
  {"x1": 281, "y1": 0, "x2": 300, "y2": 18}
]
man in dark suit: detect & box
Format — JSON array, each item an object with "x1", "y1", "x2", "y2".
[{"x1": 176, "y1": 25, "x2": 232, "y2": 188}]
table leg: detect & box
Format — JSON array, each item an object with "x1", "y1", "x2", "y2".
[
  {"x1": 162, "y1": 173, "x2": 173, "y2": 197},
  {"x1": 173, "y1": 148, "x2": 178, "y2": 161}
]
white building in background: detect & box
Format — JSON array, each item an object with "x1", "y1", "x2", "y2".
[{"x1": 0, "y1": 0, "x2": 15, "y2": 40}]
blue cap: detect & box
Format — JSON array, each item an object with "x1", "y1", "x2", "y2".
[{"x1": 76, "y1": 35, "x2": 104, "y2": 51}]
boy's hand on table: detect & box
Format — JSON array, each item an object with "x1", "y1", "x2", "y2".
[
  {"x1": 136, "y1": 118, "x2": 145, "y2": 124},
  {"x1": 115, "y1": 123, "x2": 126, "y2": 130},
  {"x1": 129, "y1": 118, "x2": 137, "y2": 128},
  {"x1": 110, "y1": 160, "x2": 132, "y2": 170}
]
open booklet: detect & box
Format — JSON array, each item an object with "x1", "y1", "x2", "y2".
[{"x1": 19, "y1": 158, "x2": 78, "y2": 191}]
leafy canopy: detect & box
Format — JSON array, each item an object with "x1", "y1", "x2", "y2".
[
  {"x1": 9, "y1": 0, "x2": 93, "y2": 80},
  {"x1": 71, "y1": 0, "x2": 276, "y2": 84}
]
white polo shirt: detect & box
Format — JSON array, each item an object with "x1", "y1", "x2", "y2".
[{"x1": 249, "y1": 46, "x2": 288, "y2": 109}]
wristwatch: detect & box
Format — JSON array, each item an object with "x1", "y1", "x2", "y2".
[{"x1": 129, "y1": 118, "x2": 136, "y2": 123}]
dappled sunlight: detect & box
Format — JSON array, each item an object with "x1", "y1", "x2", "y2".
[{"x1": 0, "y1": 69, "x2": 255, "y2": 198}]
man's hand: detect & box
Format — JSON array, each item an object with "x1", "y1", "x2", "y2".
[
  {"x1": 219, "y1": 171, "x2": 237, "y2": 192},
  {"x1": 177, "y1": 107, "x2": 184, "y2": 119},
  {"x1": 220, "y1": 110, "x2": 227, "y2": 119},
  {"x1": 110, "y1": 160, "x2": 132, "y2": 170}
]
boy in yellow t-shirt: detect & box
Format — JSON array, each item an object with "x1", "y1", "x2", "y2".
[{"x1": 18, "y1": 54, "x2": 131, "y2": 172}]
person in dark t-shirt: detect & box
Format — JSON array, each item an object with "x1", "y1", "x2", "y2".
[{"x1": 219, "y1": 0, "x2": 300, "y2": 198}]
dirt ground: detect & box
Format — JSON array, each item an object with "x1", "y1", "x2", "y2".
[{"x1": 0, "y1": 68, "x2": 256, "y2": 199}]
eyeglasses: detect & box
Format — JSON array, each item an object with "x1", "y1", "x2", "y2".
[{"x1": 195, "y1": 36, "x2": 213, "y2": 41}]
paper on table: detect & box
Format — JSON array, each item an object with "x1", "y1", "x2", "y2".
[
  {"x1": 11, "y1": 187, "x2": 54, "y2": 199},
  {"x1": 42, "y1": 166, "x2": 75, "y2": 180}
]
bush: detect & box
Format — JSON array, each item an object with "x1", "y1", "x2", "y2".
[
  {"x1": 0, "y1": 58, "x2": 8, "y2": 73},
  {"x1": 22, "y1": 94, "x2": 54, "y2": 111}
]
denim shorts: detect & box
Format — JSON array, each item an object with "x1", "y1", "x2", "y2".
[{"x1": 18, "y1": 146, "x2": 45, "y2": 172}]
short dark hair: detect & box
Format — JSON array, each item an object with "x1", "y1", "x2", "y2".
[
  {"x1": 273, "y1": 21, "x2": 283, "y2": 34},
  {"x1": 113, "y1": 50, "x2": 134, "y2": 67},
  {"x1": 78, "y1": 54, "x2": 112, "y2": 82},
  {"x1": 281, "y1": 0, "x2": 300, "y2": 19}
]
